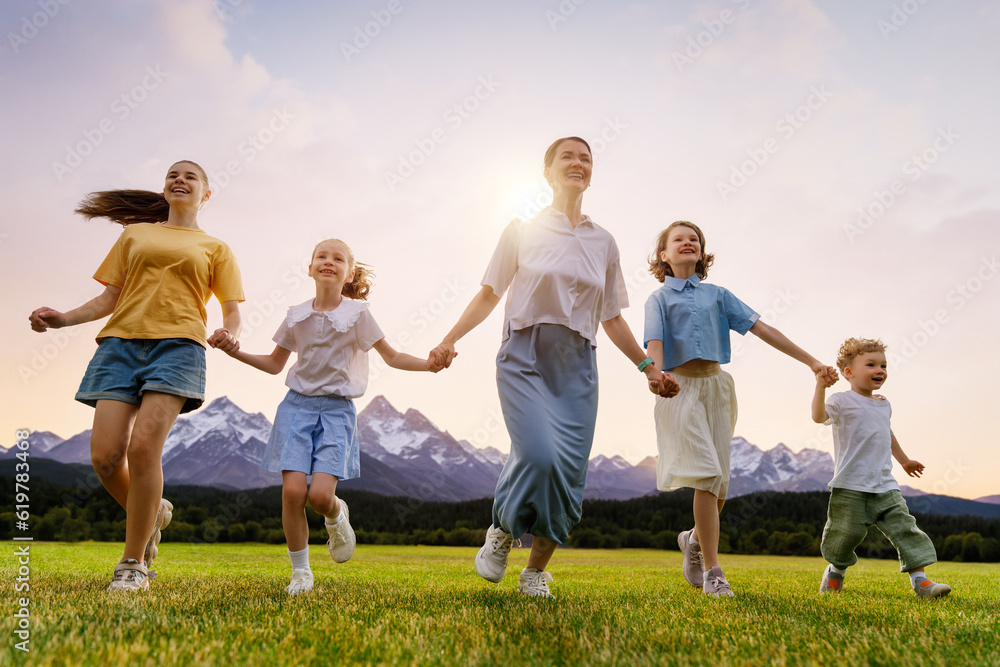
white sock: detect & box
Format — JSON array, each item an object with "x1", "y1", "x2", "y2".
[
  {"x1": 909, "y1": 571, "x2": 925, "y2": 586},
  {"x1": 690, "y1": 536, "x2": 700, "y2": 547},
  {"x1": 829, "y1": 564, "x2": 846, "y2": 576},
  {"x1": 326, "y1": 499, "x2": 345, "y2": 525},
  {"x1": 288, "y1": 546, "x2": 310, "y2": 572}
]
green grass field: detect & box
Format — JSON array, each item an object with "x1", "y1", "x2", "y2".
[{"x1": 3, "y1": 543, "x2": 998, "y2": 666}]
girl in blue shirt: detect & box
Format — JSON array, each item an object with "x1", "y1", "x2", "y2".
[{"x1": 643, "y1": 220, "x2": 837, "y2": 597}]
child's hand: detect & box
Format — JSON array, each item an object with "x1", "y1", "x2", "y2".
[
  {"x1": 431, "y1": 343, "x2": 458, "y2": 369},
  {"x1": 814, "y1": 365, "x2": 838, "y2": 387},
  {"x1": 657, "y1": 372, "x2": 680, "y2": 398},
  {"x1": 29, "y1": 307, "x2": 66, "y2": 332},
  {"x1": 426, "y1": 350, "x2": 447, "y2": 373},
  {"x1": 901, "y1": 459, "x2": 925, "y2": 477},
  {"x1": 208, "y1": 328, "x2": 239, "y2": 354}
]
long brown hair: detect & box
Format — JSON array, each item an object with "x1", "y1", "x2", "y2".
[
  {"x1": 75, "y1": 160, "x2": 209, "y2": 225},
  {"x1": 648, "y1": 221, "x2": 715, "y2": 282}
]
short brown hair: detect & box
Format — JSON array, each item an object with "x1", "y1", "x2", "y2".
[
  {"x1": 648, "y1": 221, "x2": 715, "y2": 282},
  {"x1": 836, "y1": 337, "x2": 887, "y2": 374}
]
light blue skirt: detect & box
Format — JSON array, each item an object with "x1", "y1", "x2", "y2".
[{"x1": 492, "y1": 324, "x2": 598, "y2": 544}]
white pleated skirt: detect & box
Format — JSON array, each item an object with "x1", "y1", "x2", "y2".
[{"x1": 654, "y1": 366, "x2": 737, "y2": 499}]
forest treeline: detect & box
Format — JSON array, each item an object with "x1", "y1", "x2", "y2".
[{"x1": 4, "y1": 465, "x2": 999, "y2": 562}]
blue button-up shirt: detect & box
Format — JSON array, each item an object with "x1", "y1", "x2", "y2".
[{"x1": 643, "y1": 275, "x2": 760, "y2": 370}]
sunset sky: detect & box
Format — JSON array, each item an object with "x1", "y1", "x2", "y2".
[{"x1": 2, "y1": 0, "x2": 998, "y2": 499}]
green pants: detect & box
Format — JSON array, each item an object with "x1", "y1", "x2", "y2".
[{"x1": 821, "y1": 488, "x2": 937, "y2": 572}]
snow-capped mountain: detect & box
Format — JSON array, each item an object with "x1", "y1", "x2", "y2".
[{"x1": 728, "y1": 437, "x2": 834, "y2": 496}]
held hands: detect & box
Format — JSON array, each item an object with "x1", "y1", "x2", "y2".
[
  {"x1": 901, "y1": 459, "x2": 925, "y2": 478},
  {"x1": 429, "y1": 342, "x2": 458, "y2": 370},
  {"x1": 647, "y1": 370, "x2": 680, "y2": 398},
  {"x1": 814, "y1": 365, "x2": 839, "y2": 388},
  {"x1": 425, "y1": 350, "x2": 447, "y2": 373},
  {"x1": 29, "y1": 307, "x2": 66, "y2": 332},
  {"x1": 208, "y1": 328, "x2": 240, "y2": 354}
]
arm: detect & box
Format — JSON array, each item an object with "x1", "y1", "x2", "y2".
[
  {"x1": 373, "y1": 338, "x2": 439, "y2": 372},
  {"x1": 224, "y1": 344, "x2": 292, "y2": 375},
  {"x1": 207, "y1": 299, "x2": 243, "y2": 352},
  {"x1": 812, "y1": 371, "x2": 829, "y2": 423},
  {"x1": 29, "y1": 284, "x2": 122, "y2": 332},
  {"x1": 750, "y1": 320, "x2": 837, "y2": 381},
  {"x1": 432, "y1": 285, "x2": 501, "y2": 367},
  {"x1": 601, "y1": 316, "x2": 679, "y2": 397},
  {"x1": 891, "y1": 433, "x2": 925, "y2": 477}
]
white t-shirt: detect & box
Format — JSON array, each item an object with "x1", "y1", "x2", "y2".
[
  {"x1": 273, "y1": 298, "x2": 385, "y2": 399},
  {"x1": 481, "y1": 206, "x2": 628, "y2": 345},
  {"x1": 824, "y1": 390, "x2": 898, "y2": 493}
]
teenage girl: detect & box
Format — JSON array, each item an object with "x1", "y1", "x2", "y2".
[
  {"x1": 644, "y1": 220, "x2": 837, "y2": 596},
  {"x1": 216, "y1": 238, "x2": 440, "y2": 595},
  {"x1": 29, "y1": 160, "x2": 244, "y2": 591}
]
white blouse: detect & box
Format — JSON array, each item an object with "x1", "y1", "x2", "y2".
[
  {"x1": 481, "y1": 206, "x2": 628, "y2": 345},
  {"x1": 272, "y1": 298, "x2": 385, "y2": 398}
]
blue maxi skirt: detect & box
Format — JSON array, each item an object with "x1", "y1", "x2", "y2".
[{"x1": 492, "y1": 324, "x2": 598, "y2": 544}]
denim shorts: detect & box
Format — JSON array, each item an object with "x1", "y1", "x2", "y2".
[
  {"x1": 261, "y1": 390, "x2": 360, "y2": 479},
  {"x1": 75, "y1": 337, "x2": 206, "y2": 414}
]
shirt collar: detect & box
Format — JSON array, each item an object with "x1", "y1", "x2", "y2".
[
  {"x1": 663, "y1": 274, "x2": 701, "y2": 291},
  {"x1": 536, "y1": 205, "x2": 594, "y2": 229}
]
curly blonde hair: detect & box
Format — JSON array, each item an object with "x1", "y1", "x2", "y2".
[
  {"x1": 312, "y1": 239, "x2": 375, "y2": 301},
  {"x1": 836, "y1": 337, "x2": 887, "y2": 374},
  {"x1": 648, "y1": 221, "x2": 715, "y2": 282}
]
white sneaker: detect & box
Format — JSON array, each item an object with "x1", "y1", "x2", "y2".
[
  {"x1": 475, "y1": 525, "x2": 514, "y2": 583},
  {"x1": 108, "y1": 559, "x2": 150, "y2": 592},
  {"x1": 703, "y1": 566, "x2": 734, "y2": 597},
  {"x1": 286, "y1": 569, "x2": 314, "y2": 596},
  {"x1": 677, "y1": 528, "x2": 704, "y2": 588},
  {"x1": 517, "y1": 568, "x2": 555, "y2": 599},
  {"x1": 326, "y1": 500, "x2": 356, "y2": 563},
  {"x1": 143, "y1": 498, "x2": 173, "y2": 574}
]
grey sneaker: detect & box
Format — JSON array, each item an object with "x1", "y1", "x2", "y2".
[
  {"x1": 286, "y1": 569, "x2": 314, "y2": 596},
  {"x1": 703, "y1": 566, "x2": 734, "y2": 597},
  {"x1": 517, "y1": 568, "x2": 555, "y2": 599},
  {"x1": 820, "y1": 564, "x2": 845, "y2": 593},
  {"x1": 326, "y1": 500, "x2": 356, "y2": 563},
  {"x1": 143, "y1": 498, "x2": 173, "y2": 573},
  {"x1": 475, "y1": 525, "x2": 514, "y2": 583},
  {"x1": 108, "y1": 559, "x2": 149, "y2": 592},
  {"x1": 913, "y1": 576, "x2": 951, "y2": 599},
  {"x1": 677, "y1": 528, "x2": 704, "y2": 587}
]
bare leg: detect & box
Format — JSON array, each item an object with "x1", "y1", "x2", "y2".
[
  {"x1": 307, "y1": 472, "x2": 340, "y2": 519},
  {"x1": 282, "y1": 471, "x2": 310, "y2": 552},
  {"x1": 692, "y1": 490, "x2": 725, "y2": 571},
  {"x1": 526, "y1": 535, "x2": 558, "y2": 571},
  {"x1": 121, "y1": 392, "x2": 184, "y2": 562},
  {"x1": 90, "y1": 400, "x2": 138, "y2": 509}
]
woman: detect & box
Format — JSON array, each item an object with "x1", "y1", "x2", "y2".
[
  {"x1": 432, "y1": 137, "x2": 678, "y2": 598},
  {"x1": 29, "y1": 160, "x2": 244, "y2": 591}
]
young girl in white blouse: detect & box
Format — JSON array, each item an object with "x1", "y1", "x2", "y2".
[{"x1": 217, "y1": 239, "x2": 439, "y2": 595}]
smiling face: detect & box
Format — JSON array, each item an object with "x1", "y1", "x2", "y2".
[
  {"x1": 660, "y1": 224, "x2": 703, "y2": 273},
  {"x1": 844, "y1": 350, "x2": 888, "y2": 397},
  {"x1": 308, "y1": 240, "x2": 355, "y2": 291},
  {"x1": 543, "y1": 139, "x2": 592, "y2": 194},
  {"x1": 163, "y1": 161, "x2": 210, "y2": 209}
]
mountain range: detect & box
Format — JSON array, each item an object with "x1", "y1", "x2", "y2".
[{"x1": 7, "y1": 395, "x2": 1000, "y2": 518}]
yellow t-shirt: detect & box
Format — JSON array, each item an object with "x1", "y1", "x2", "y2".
[{"x1": 94, "y1": 223, "x2": 245, "y2": 346}]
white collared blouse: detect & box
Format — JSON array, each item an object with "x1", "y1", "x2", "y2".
[{"x1": 481, "y1": 206, "x2": 628, "y2": 346}]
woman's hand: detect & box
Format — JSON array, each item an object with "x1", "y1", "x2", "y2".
[
  {"x1": 29, "y1": 307, "x2": 67, "y2": 332},
  {"x1": 208, "y1": 328, "x2": 240, "y2": 354}
]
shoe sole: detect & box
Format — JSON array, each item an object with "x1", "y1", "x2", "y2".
[
  {"x1": 327, "y1": 502, "x2": 356, "y2": 563},
  {"x1": 144, "y1": 500, "x2": 173, "y2": 568},
  {"x1": 475, "y1": 544, "x2": 506, "y2": 583}
]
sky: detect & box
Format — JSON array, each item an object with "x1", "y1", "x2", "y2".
[{"x1": 2, "y1": 0, "x2": 998, "y2": 499}]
